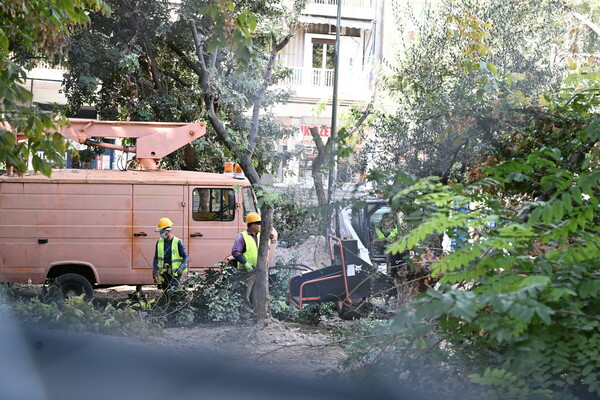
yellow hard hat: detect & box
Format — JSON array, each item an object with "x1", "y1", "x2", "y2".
[
  {"x1": 245, "y1": 212, "x2": 261, "y2": 224},
  {"x1": 155, "y1": 217, "x2": 174, "y2": 232}
]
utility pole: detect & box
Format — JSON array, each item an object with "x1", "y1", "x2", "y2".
[{"x1": 327, "y1": 0, "x2": 342, "y2": 235}]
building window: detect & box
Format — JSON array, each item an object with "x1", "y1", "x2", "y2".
[{"x1": 311, "y1": 38, "x2": 335, "y2": 70}]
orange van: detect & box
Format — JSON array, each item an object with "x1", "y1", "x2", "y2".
[{"x1": 0, "y1": 168, "x2": 262, "y2": 298}]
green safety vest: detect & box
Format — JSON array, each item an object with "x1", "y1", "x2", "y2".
[
  {"x1": 157, "y1": 237, "x2": 186, "y2": 276},
  {"x1": 238, "y1": 231, "x2": 260, "y2": 270},
  {"x1": 376, "y1": 226, "x2": 398, "y2": 239}
]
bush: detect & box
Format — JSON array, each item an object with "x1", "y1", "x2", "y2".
[
  {"x1": 182, "y1": 262, "x2": 242, "y2": 323},
  {"x1": 12, "y1": 295, "x2": 162, "y2": 338}
]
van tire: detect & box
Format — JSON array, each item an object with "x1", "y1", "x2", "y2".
[{"x1": 52, "y1": 273, "x2": 94, "y2": 302}]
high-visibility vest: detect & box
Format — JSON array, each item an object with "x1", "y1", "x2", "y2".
[
  {"x1": 237, "y1": 231, "x2": 260, "y2": 270},
  {"x1": 157, "y1": 237, "x2": 185, "y2": 276},
  {"x1": 376, "y1": 226, "x2": 398, "y2": 239}
]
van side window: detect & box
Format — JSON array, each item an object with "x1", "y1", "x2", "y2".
[
  {"x1": 242, "y1": 187, "x2": 257, "y2": 215},
  {"x1": 192, "y1": 188, "x2": 235, "y2": 221}
]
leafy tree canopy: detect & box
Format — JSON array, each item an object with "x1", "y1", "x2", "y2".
[
  {"x1": 361, "y1": 0, "x2": 595, "y2": 184},
  {"x1": 349, "y1": 3, "x2": 600, "y2": 397},
  {"x1": 0, "y1": 0, "x2": 109, "y2": 176},
  {"x1": 63, "y1": 0, "x2": 297, "y2": 173}
]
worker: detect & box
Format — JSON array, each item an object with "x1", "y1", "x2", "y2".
[
  {"x1": 376, "y1": 212, "x2": 398, "y2": 239},
  {"x1": 373, "y1": 212, "x2": 399, "y2": 260},
  {"x1": 231, "y1": 211, "x2": 262, "y2": 319},
  {"x1": 153, "y1": 217, "x2": 189, "y2": 290}
]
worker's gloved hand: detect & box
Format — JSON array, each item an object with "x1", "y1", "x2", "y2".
[
  {"x1": 176, "y1": 266, "x2": 186, "y2": 276},
  {"x1": 153, "y1": 274, "x2": 161, "y2": 284},
  {"x1": 244, "y1": 263, "x2": 254, "y2": 272}
]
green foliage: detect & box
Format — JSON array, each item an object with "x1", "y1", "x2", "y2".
[
  {"x1": 355, "y1": 70, "x2": 600, "y2": 398},
  {"x1": 362, "y1": 0, "x2": 570, "y2": 183},
  {"x1": 272, "y1": 187, "x2": 323, "y2": 247},
  {"x1": 468, "y1": 369, "x2": 553, "y2": 400},
  {"x1": 13, "y1": 296, "x2": 162, "y2": 338},
  {"x1": 63, "y1": 0, "x2": 295, "y2": 176},
  {"x1": 0, "y1": 0, "x2": 108, "y2": 175},
  {"x1": 294, "y1": 302, "x2": 335, "y2": 326},
  {"x1": 269, "y1": 294, "x2": 291, "y2": 320},
  {"x1": 198, "y1": 0, "x2": 257, "y2": 67},
  {"x1": 183, "y1": 262, "x2": 242, "y2": 323}
]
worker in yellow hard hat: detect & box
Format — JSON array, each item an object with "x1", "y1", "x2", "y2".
[
  {"x1": 231, "y1": 211, "x2": 262, "y2": 320},
  {"x1": 153, "y1": 217, "x2": 189, "y2": 290}
]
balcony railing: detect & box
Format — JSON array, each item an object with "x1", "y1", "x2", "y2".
[
  {"x1": 309, "y1": 0, "x2": 375, "y2": 7},
  {"x1": 282, "y1": 67, "x2": 335, "y2": 87},
  {"x1": 278, "y1": 66, "x2": 373, "y2": 101}
]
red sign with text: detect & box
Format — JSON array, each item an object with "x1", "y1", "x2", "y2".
[{"x1": 300, "y1": 125, "x2": 331, "y2": 137}]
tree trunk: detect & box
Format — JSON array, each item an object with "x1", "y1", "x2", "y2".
[
  {"x1": 183, "y1": 18, "x2": 292, "y2": 325},
  {"x1": 254, "y1": 203, "x2": 273, "y2": 323},
  {"x1": 309, "y1": 126, "x2": 330, "y2": 206}
]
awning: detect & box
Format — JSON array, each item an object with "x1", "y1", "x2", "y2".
[{"x1": 297, "y1": 15, "x2": 373, "y2": 30}]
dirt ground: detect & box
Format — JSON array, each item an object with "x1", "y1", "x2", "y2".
[
  {"x1": 93, "y1": 235, "x2": 347, "y2": 379},
  {"x1": 84, "y1": 286, "x2": 350, "y2": 379},
  {"x1": 151, "y1": 320, "x2": 347, "y2": 377},
  {"x1": 7, "y1": 283, "x2": 349, "y2": 379},
  {"x1": 6, "y1": 236, "x2": 350, "y2": 379}
]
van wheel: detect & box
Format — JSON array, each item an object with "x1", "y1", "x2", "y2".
[{"x1": 50, "y1": 274, "x2": 94, "y2": 302}]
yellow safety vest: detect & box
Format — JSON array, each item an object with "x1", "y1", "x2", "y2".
[
  {"x1": 376, "y1": 226, "x2": 398, "y2": 239},
  {"x1": 238, "y1": 231, "x2": 260, "y2": 270},
  {"x1": 157, "y1": 237, "x2": 185, "y2": 276}
]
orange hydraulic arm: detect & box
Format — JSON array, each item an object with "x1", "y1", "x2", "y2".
[
  {"x1": 60, "y1": 119, "x2": 206, "y2": 170},
  {"x1": 4, "y1": 118, "x2": 206, "y2": 170}
]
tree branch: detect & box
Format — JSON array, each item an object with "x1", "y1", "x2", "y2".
[
  {"x1": 159, "y1": 68, "x2": 190, "y2": 87},
  {"x1": 570, "y1": 10, "x2": 600, "y2": 37},
  {"x1": 249, "y1": 34, "x2": 293, "y2": 154},
  {"x1": 345, "y1": 101, "x2": 374, "y2": 137},
  {"x1": 310, "y1": 126, "x2": 330, "y2": 206},
  {"x1": 555, "y1": 309, "x2": 600, "y2": 322},
  {"x1": 120, "y1": 0, "x2": 166, "y2": 96},
  {"x1": 185, "y1": 18, "x2": 261, "y2": 183},
  {"x1": 166, "y1": 40, "x2": 204, "y2": 77}
]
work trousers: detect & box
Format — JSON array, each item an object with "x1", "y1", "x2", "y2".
[
  {"x1": 239, "y1": 271, "x2": 257, "y2": 318},
  {"x1": 159, "y1": 273, "x2": 181, "y2": 291}
]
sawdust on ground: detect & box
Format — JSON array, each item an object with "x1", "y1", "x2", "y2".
[
  {"x1": 144, "y1": 318, "x2": 348, "y2": 378},
  {"x1": 273, "y1": 235, "x2": 331, "y2": 270}
]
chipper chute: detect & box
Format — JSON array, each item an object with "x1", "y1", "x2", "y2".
[{"x1": 288, "y1": 236, "x2": 396, "y2": 319}]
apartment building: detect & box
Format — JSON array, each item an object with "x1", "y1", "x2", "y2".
[{"x1": 273, "y1": 0, "x2": 384, "y2": 185}]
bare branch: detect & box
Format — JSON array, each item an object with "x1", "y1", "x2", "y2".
[
  {"x1": 555, "y1": 309, "x2": 600, "y2": 322},
  {"x1": 160, "y1": 68, "x2": 190, "y2": 87},
  {"x1": 249, "y1": 34, "x2": 293, "y2": 154},
  {"x1": 571, "y1": 10, "x2": 600, "y2": 37},
  {"x1": 345, "y1": 101, "x2": 374, "y2": 137}
]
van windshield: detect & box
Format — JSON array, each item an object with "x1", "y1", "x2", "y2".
[{"x1": 242, "y1": 186, "x2": 257, "y2": 215}]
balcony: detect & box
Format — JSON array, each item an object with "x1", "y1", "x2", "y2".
[
  {"x1": 279, "y1": 66, "x2": 373, "y2": 103},
  {"x1": 303, "y1": 0, "x2": 377, "y2": 22},
  {"x1": 283, "y1": 67, "x2": 334, "y2": 87},
  {"x1": 308, "y1": 0, "x2": 376, "y2": 8}
]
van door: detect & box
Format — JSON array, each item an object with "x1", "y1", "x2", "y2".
[
  {"x1": 187, "y1": 186, "x2": 241, "y2": 270},
  {"x1": 132, "y1": 185, "x2": 186, "y2": 274}
]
